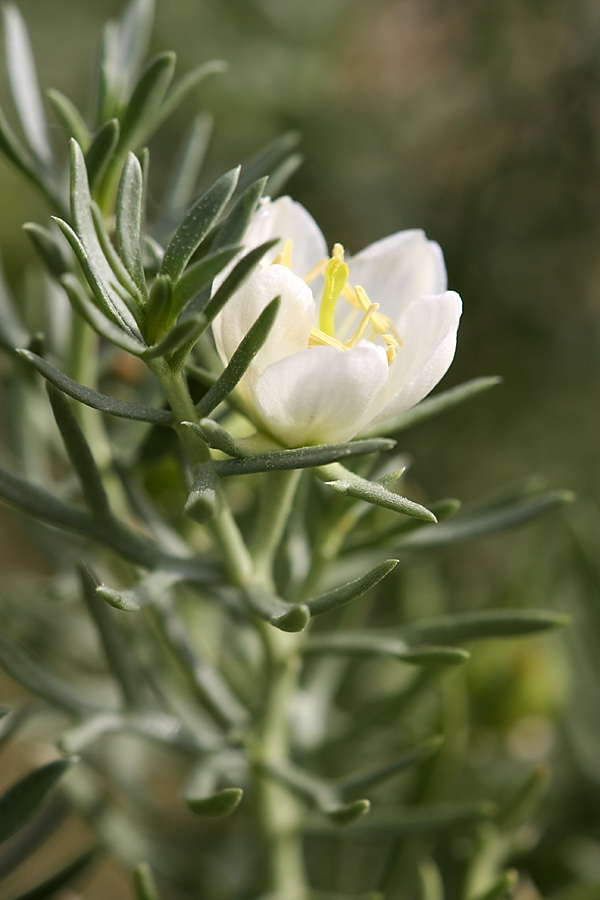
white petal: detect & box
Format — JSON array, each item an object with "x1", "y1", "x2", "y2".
[
  {"x1": 244, "y1": 196, "x2": 328, "y2": 277},
  {"x1": 253, "y1": 342, "x2": 389, "y2": 446},
  {"x1": 347, "y1": 230, "x2": 447, "y2": 321},
  {"x1": 212, "y1": 266, "x2": 315, "y2": 390},
  {"x1": 369, "y1": 291, "x2": 462, "y2": 424}
]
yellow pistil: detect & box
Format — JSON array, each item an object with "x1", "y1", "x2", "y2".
[
  {"x1": 318, "y1": 247, "x2": 349, "y2": 337},
  {"x1": 271, "y1": 238, "x2": 293, "y2": 268}
]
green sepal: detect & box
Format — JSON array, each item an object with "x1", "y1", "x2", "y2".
[
  {"x1": 160, "y1": 167, "x2": 240, "y2": 283},
  {"x1": 170, "y1": 244, "x2": 241, "y2": 318},
  {"x1": 319, "y1": 463, "x2": 436, "y2": 522},
  {"x1": 184, "y1": 463, "x2": 219, "y2": 522},
  {"x1": 23, "y1": 222, "x2": 71, "y2": 279},
  {"x1": 85, "y1": 118, "x2": 120, "y2": 192},
  {"x1": 197, "y1": 239, "x2": 278, "y2": 326},
  {"x1": 396, "y1": 491, "x2": 574, "y2": 552},
  {"x1": 305, "y1": 632, "x2": 469, "y2": 666},
  {"x1": 2, "y1": 5, "x2": 53, "y2": 170},
  {"x1": 116, "y1": 152, "x2": 148, "y2": 295},
  {"x1": 307, "y1": 559, "x2": 398, "y2": 617},
  {"x1": 59, "y1": 273, "x2": 146, "y2": 355},
  {"x1": 17, "y1": 349, "x2": 173, "y2": 425},
  {"x1": 207, "y1": 439, "x2": 395, "y2": 477},
  {"x1": 143, "y1": 313, "x2": 207, "y2": 359},
  {"x1": 134, "y1": 862, "x2": 162, "y2": 900},
  {"x1": 118, "y1": 51, "x2": 176, "y2": 153},
  {"x1": 9, "y1": 847, "x2": 98, "y2": 900},
  {"x1": 47, "y1": 88, "x2": 91, "y2": 149},
  {"x1": 0, "y1": 758, "x2": 76, "y2": 844},
  {"x1": 243, "y1": 581, "x2": 310, "y2": 632},
  {"x1": 195, "y1": 296, "x2": 281, "y2": 417},
  {"x1": 212, "y1": 177, "x2": 267, "y2": 250},
  {"x1": 185, "y1": 787, "x2": 243, "y2": 818},
  {"x1": 398, "y1": 609, "x2": 569, "y2": 646},
  {"x1": 469, "y1": 871, "x2": 519, "y2": 900},
  {"x1": 361, "y1": 376, "x2": 502, "y2": 438},
  {"x1": 47, "y1": 383, "x2": 111, "y2": 521}
]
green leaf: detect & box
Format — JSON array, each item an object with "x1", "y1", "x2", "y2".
[
  {"x1": 184, "y1": 463, "x2": 219, "y2": 523},
  {"x1": 0, "y1": 105, "x2": 63, "y2": 211},
  {"x1": 118, "y1": 51, "x2": 176, "y2": 152},
  {"x1": 307, "y1": 559, "x2": 398, "y2": 617},
  {"x1": 188, "y1": 418, "x2": 247, "y2": 458},
  {"x1": 185, "y1": 787, "x2": 243, "y2": 818},
  {"x1": 17, "y1": 349, "x2": 173, "y2": 425},
  {"x1": 0, "y1": 758, "x2": 75, "y2": 844},
  {"x1": 419, "y1": 860, "x2": 445, "y2": 900},
  {"x1": 90, "y1": 201, "x2": 145, "y2": 310},
  {"x1": 142, "y1": 313, "x2": 207, "y2": 359},
  {"x1": 395, "y1": 491, "x2": 574, "y2": 551},
  {"x1": 305, "y1": 632, "x2": 469, "y2": 666},
  {"x1": 325, "y1": 800, "x2": 371, "y2": 825},
  {"x1": 338, "y1": 736, "x2": 444, "y2": 794},
  {"x1": 47, "y1": 384, "x2": 111, "y2": 521},
  {"x1": 243, "y1": 581, "x2": 310, "y2": 633},
  {"x1": 0, "y1": 251, "x2": 28, "y2": 351},
  {"x1": 158, "y1": 114, "x2": 213, "y2": 236},
  {"x1": 197, "y1": 239, "x2": 278, "y2": 325},
  {"x1": 114, "y1": 0, "x2": 155, "y2": 90},
  {"x1": 23, "y1": 222, "x2": 71, "y2": 279},
  {"x1": 134, "y1": 862, "x2": 162, "y2": 900},
  {"x1": 85, "y1": 118, "x2": 120, "y2": 192},
  {"x1": 0, "y1": 459, "x2": 95, "y2": 535},
  {"x1": 58, "y1": 272, "x2": 146, "y2": 356},
  {"x1": 170, "y1": 244, "x2": 241, "y2": 318},
  {"x1": 307, "y1": 802, "x2": 495, "y2": 838},
  {"x1": 195, "y1": 296, "x2": 281, "y2": 417},
  {"x1": 116, "y1": 153, "x2": 147, "y2": 295},
  {"x1": 265, "y1": 151, "x2": 303, "y2": 197},
  {"x1": 47, "y1": 88, "x2": 90, "y2": 149},
  {"x1": 3, "y1": 5, "x2": 53, "y2": 170},
  {"x1": 58, "y1": 710, "x2": 214, "y2": 755},
  {"x1": 10, "y1": 849, "x2": 98, "y2": 900},
  {"x1": 155, "y1": 60, "x2": 227, "y2": 129},
  {"x1": 160, "y1": 167, "x2": 240, "y2": 283},
  {"x1": 495, "y1": 763, "x2": 550, "y2": 830},
  {"x1": 398, "y1": 609, "x2": 569, "y2": 646},
  {"x1": 361, "y1": 376, "x2": 502, "y2": 437},
  {"x1": 212, "y1": 177, "x2": 267, "y2": 250},
  {"x1": 320, "y1": 463, "x2": 436, "y2": 522},
  {"x1": 236, "y1": 131, "x2": 301, "y2": 196},
  {"x1": 202, "y1": 439, "x2": 395, "y2": 477},
  {"x1": 263, "y1": 760, "x2": 369, "y2": 825},
  {"x1": 469, "y1": 871, "x2": 519, "y2": 900}
]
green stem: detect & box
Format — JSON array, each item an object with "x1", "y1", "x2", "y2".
[
  {"x1": 251, "y1": 468, "x2": 302, "y2": 582},
  {"x1": 147, "y1": 357, "x2": 210, "y2": 464}
]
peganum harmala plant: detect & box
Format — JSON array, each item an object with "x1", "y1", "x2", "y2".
[{"x1": 0, "y1": 2, "x2": 572, "y2": 899}]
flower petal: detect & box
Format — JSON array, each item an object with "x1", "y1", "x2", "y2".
[
  {"x1": 212, "y1": 266, "x2": 315, "y2": 394},
  {"x1": 253, "y1": 342, "x2": 389, "y2": 446},
  {"x1": 369, "y1": 291, "x2": 462, "y2": 425},
  {"x1": 245, "y1": 196, "x2": 328, "y2": 277},
  {"x1": 347, "y1": 230, "x2": 447, "y2": 321}
]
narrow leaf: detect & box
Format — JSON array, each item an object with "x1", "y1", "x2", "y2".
[
  {"x1": 306, "y1": 802, "x2": 495, "y2": 838},
  {"x1": 142, "y1": 313, "x2": 207, "y2": 359},
  {"x1": 134, "y1": 862, "x2": 162, "y2": 900},
  {"x1": 170, "y1": 244, "x2": 241, "y2": 315},
  {"x1": 46, "y1": 88, "x2": 91, "y2": 149},
  {"x1": 0, "y1": 634, "x2": 93, "y2": 714},
  {"x1": 160, "y1": 167, "x2": 240, "y2": 283},
  {"x1": 197, "y1": 239, "x2": 277, "y2": 325},
  {"x1": 3, "y1": 6, "x2": 53, "y2": 169},
  {"x1": 265, "y1": 152, "x2": 303, "y2": 197},
  {"x1": 469, "y1": 871, "x2": 519, "y2": 900},
  {"x1": 23, "y1": 223, "x2": 71, "y2": 278},
  {"x1": 0, "y1": 105, "x2": 62, "y2": 210},
  {"x1": 0, "y1": 251, "x2": 28, "y2": 350},
  {"x1": 47, "y1": 384, "x2": 111, "y2": 520},
  {"x1": 156, "y1": 60, "x2": 227, "y2": 128},
  {"x1": 206, "y1": 439, "x2": 395, "y2": 477},
  {"x1": 0, "y1": 759, "x2": 75, "y2": 844},
  {"x1": 118, "y1": 51, "x2": 176, "y2": 152},
  {"x1": 90, "y1": 201, "x2": 144, "y2": 309},
  {"x1": 243, "y1": 582, "x2": 310, "y2": 633},
  {"x1": 237, "y1": 131, "x2": 301, "y2": 195},
  {"x1": 116, "y1": 153, "x2": 147, "y2": 294},
  {"x1": 496, "y1": 764, "x2": 550, "y2": 830},
  {"x1": 188, "y1": 418, "x2": 247, "y2": 458},
  {"x1": 305, "y1": 633, "x2": 469, "y2": 666},
  {"x1": 17, "y1": 349, "x2": 173, "y2": 425},
  {"x1": 398, "y1": 609, "x2": 569, "y2": 646},
  {"x1": 115, "y1": 0, "x2": 155, "y2": 87},
  {"x1": 10, "y1": 848, "x2": 98, "y2": 900},
  {"x1": 308, "y1": 559, "x2": 398, "y2": 616},
  {"x1": 158, "y1": 114, "x2": 213, "y2": 236},
  {"x1": 326, "y1": 799, "x2": 370, "y2": 825},
  {"x1": 361, "y1": 377, "x2": 502, "y2": 438},
  {"x1": 212, "y1": 177, "x2": 267, "y2": 250},
  {"x1": 184, "y1": 464, "x2": 219, "y2": 523},
  {"x1": 185, "y1": 787, "x2": 243, "y2": 818},
  {"x1": 337, "y1": 736, "x2": 444, "y2": 794},
  {"x1": 396, "y1": 492, "x2": 574, "y2": 551},
  {"x1": 419, "y1": 860, "x2": 445, "y2": 900},
  {"x1": 263, "y1": 760, "x2": 369, "y2": 825},
  {"x1": 0, "y1": 460, "x2": 95, "y2": 535},
  {"x1": 85, "y1": 118, "x2": 120, "y2": 192},
  {"x1": 58, "y1": 272, "x2": 146, "y2": 355},
  {"x1": 58, "y1": 710, "x2": 215, "y2": 755},
  {"x1": 319, "y1": 463, "x2": 436, "y2": 522},
  {"x1": 195, "y1": 296, "x2": 281, "y2": 417}
]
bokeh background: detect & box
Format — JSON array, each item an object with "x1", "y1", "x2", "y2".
[{"x1": 1, "y1": 1, "x2": 600, "y2": 897}]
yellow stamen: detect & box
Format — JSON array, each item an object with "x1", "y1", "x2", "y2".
[
  {"x1": 383, "y1": 333, "x2": 399, "y2": 364},
  {"x1": 318, "y1": 254, "x2": 349, "y2": 337},
  {"x1": 302, "y1": 257, "x2": 327, "y2": 284},
  {"x1": 271, "y1": 238, "x2": 293, "y2": 268},
  {"x1": 344, "y1": 303, "x2": 379, "y2": 348},
  {"x1": 308, "y1": 328, "x2": 346, "y2": 349}
]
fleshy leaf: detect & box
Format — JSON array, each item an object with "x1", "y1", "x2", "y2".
[
  {"x1": 116, "y1": 153, "x2": 148, "y2": 295},
  {"x1": 185, "y1": 787, "x2": 243, "y2": 818},
  {"x1": 203, "y1": 439, "x2": 395, "y2": 477},
  {"x1": 321, "y1": 463, "x2": 436, "y2": 522},
  {"x1": 0, "y1": 758, "x2": 75, "y2": 844},
  {"x1": 307, "y1": 559, "x2": 398, "y2": 616},
  {"x1": 243, "y1": 582, "x2": 310, "y2": 633},
  {"x1": 85, "y1": 118, "x2": 120, "y2": 192}
]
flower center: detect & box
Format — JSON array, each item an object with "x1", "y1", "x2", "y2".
[{"x1": 272, "y1": 240, "x2": 400, "y2": 365}]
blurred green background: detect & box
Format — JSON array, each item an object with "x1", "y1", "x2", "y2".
[{"x1": 1, "y1": 1, "x2": 600, "y2": 896}]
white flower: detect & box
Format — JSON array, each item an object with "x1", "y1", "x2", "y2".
[{"x1": 212, "y1": 197, "x2": 462, "y2": 447}]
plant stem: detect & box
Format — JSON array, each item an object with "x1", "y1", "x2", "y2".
[
  {"x1": 147, "y1": 357, "x2": 210, "y2": 464},
  {"x1": 251, "y1": 468, "x2": 302, "y2": 582}
]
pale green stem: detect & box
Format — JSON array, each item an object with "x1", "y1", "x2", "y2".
[
  {"x1": 146, "y1": 357, "x2": 210, "y2": 464},
  {"x1": 250, "y1": 468, "x2": 302, "y2": 583}
]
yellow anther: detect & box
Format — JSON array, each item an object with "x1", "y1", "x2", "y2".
[
  {"x1": 308, "y1": 328, "x2": 346, "y2": 350},
  {"x1": 345, "y1": 303, "x2": 380, "y2": 348},
  {"x1": 302, "y1": 258, "x2": 327, "y2": 284},
  {"x1": 354, "y1": 285, "x2": 372, "y2": 313},
  {"x1": 318, "y1": 254, "x2": 349, "y2": 337},
  {"x1": 342, "y1": 283, "x2": 359, "y2": 306},
  {"x1": 272, "y1": 238, "x2": 293, "y2": 268},
  {"x1": 383, "y1": 333, "x2": 399, "y2": 364},
  {"x1": 332, "y1": 243, "x2": 345, "y2": 261}
]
